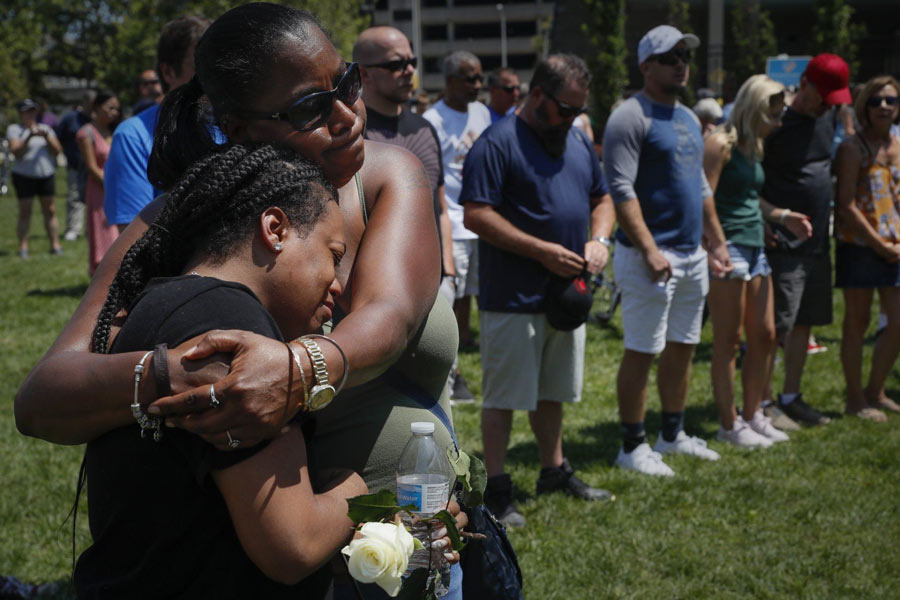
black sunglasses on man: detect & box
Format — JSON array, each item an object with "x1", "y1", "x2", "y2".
[
  {"x1": 363, "y1": 56, "x2": 418, "y2": 72},
  {"x1": 651, "y1": 47, "x2": 692, "y2": 66}
]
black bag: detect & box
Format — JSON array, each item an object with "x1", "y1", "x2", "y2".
[{"x1": 460, "y1": 504, "x2": 524, "y2": 600}]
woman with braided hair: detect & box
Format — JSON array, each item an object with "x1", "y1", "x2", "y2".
[
  {"x1": 17, "y1": 3, "x2": 465, "y2": 596},
  {"x1": 74, "y1": 143, "x2": 367, "y2": 597}
]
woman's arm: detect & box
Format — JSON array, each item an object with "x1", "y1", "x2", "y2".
[
  {"x1": 8, "y1": 129, "x2": 29, "y2": 159},
  {"x1": 213, "y1": 424, "x2": 367, "y2": 584},
  {"x1": 44, "y1": 128, "x2": 62, "y2": 157},
  {"x1": 702, "y1": 131, "x2": 729, "y2": 194},
  {"x1": 834, "y1": 138, "x2": 900, "y2": 261},
  {"x1": 15, "y1": 197, "x2": 167, "y2": 443},
  {"x1": 77, "y1": 132, "x2": 104, "y2": 184}
]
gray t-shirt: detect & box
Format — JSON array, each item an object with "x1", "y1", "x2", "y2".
[
  {"x1": 6, "y1": 123, "x2": 58, "y2": 178},
  {"x1": 603, "y1": 93, "x2": 713, "y2": 250}
]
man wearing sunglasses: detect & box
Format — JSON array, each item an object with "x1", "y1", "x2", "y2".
[
  {"x1": 424, "y1": 51, "x2": 492, "y2": 403},
  {"x1": 354, "y1": 27, "x2": 454, "y2": 289},
  {"x1": 132, "y1": 70, "x2": 164, "y2": 116},
  {"x1": 461, "y1": 55, "x2": 616, "y2": 528},
  {"x1": 486, "y1": 68, "x2": 521, "y2": 123},
  {"x1": 761, "y1": 53, "x2": 852, "y2": 427},
  {"x1": 105, "y1": 16, "x2": 210, "y2": 232},
  {"x1": 604, "y1": 25, "x2": 732, "y2": 476}
]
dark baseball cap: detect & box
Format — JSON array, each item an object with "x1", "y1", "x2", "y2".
[
  {"x1": 17, "y1": 99, "x2": 39, "y2": 112},
  {"x1": 545, "y1": 275, "x2": 594, "y2": 331},
  {"x1": 805, "y1": 54, "x2": 852, "y2": 105}
]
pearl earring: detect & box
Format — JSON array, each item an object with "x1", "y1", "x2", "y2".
[{"x1": 274, "y1": 241, "x2": 283, "y2": 252}]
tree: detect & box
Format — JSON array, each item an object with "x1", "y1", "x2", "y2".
[
  {"x1": 812, "y1": 0, "x2": 866, "y2": 78},
  {"x1": 666, "y1": 0, "x2": 697, "y2": 106},
  {"x1": 729, "y1": 0, "x2": 777, "y2": 89},
  {"x1": 581, "y1": 0, "x2": 628, "y2": 134}
]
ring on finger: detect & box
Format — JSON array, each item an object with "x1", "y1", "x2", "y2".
[
  {"x1": 208, "y1": 384, "x2": 220, "y2": 408},
  {"x1": 226, "y1": 430, "x2": 241, "y2": 449}
]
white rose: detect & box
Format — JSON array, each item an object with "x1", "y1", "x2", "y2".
[{"x1": 341, "y1": 521, "x2": 415, "y2": 597}]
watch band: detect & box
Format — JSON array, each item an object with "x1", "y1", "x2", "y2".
[
  {"x1": 299, "y1": 338, "x2": 330, "y2": 388},
  {"x1": 591, "y1": 235, "x2": 612, "y2": 247}
]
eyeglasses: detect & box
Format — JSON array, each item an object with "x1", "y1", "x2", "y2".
[
  {"x1": 498, "y1": 84, "x2": 520, "y2": 94},
  {"x1": 240, "y1": 62, "x2": 361, "y2": 132},
  {"x1": 362, "y1": 56, "x2": 418, "y2": 72},
  {"x1": 454, "y1": 73, "x2": 483, "y2": 84},
  {"x1": 547, "y1": 93, "x2": 587, "y2": 119},
  {"x1": 652, "y1": 47, "x2": 692, "y2": 66},
  {"x1": 140, "y1": 79, "x2": 160, "y2": 85},
  {"x1": 867, "y1": 96, "x2": 900, "y2": 108}
]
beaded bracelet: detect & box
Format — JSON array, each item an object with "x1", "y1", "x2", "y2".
[
  {"x1": 286, "y1": 342, "x2": 310, "y2": 412},
  {"x1": 302, "y1": 334, "x2": 349, "y2": 395},
  {"x1": 131, "y1": 350, "x2": 162, "y2": 441}
]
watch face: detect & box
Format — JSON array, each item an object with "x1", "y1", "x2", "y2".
[{"x1": 308, "y1": 384, "x2": 336, "y2": 410}]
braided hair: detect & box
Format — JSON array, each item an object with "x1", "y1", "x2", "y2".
[{"x1": 92, "y1": 144, "x2": 336, "y2": 353}]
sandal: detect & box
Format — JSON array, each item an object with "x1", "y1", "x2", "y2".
[
  {"x1": 872, "y1": 397, "x2": 900, "y2": 413},
  {"x1": 846, "y1": 406, "x2": 888, "y2": 423}
]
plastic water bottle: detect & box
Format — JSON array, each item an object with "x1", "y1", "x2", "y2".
[{"x1": 396, "y1": 422, "x2": 452, "y2": 597}]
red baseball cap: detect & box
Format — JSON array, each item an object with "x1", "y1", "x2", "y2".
[{"x1": 804, "y1": 53, "x2": 852, "y2": 105}]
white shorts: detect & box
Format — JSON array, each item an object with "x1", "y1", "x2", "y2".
[
  {"x1": 614, "y1": 244, "x2": 709, "y2": 354},
  {"x1": 480, "y1": 311, "x2": 584, "y2": 411},
  {"x1": 452, "y1": 239, "x2": 479, "y2": 298}
]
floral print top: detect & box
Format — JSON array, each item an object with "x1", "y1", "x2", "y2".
[{"x1": 837, "y1": 134, "x2": 900, "y2": 245}]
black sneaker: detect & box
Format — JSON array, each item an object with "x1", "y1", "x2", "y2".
[
  {"x1": 536, "y1": 458, "x2": 615, "y2": 502},
  {"x1": 484, "y1": 473, "x2": 526, "y2": 528},
  {"x1": 450, "y1": 371, "x2": 475, "y2": 405},
  {"x1": 778, "y1": 393, "x2": 831, "y2": 426}
]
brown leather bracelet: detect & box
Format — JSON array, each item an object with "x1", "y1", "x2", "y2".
[{"x1": 153, "y1": 343, "x2": 171, "y2": 399}]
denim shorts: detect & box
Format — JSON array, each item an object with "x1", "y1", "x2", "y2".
[
  {"x1": 717, "y1": 241, "x2": 771, "y2": 281},
  {"x1": 835, "y1": 243, "x2": 900, "y2": 288}
]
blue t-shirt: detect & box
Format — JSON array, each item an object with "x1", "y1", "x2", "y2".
[
  {"x1": 603, "y1": 92, "x2": 711, "y2": 250},
  {"x1": 104, "y1": 103, "x2": 160, "y2": 225},
  {"x1": 460, "y1": 114, "x2": 608, "y2": 313}
]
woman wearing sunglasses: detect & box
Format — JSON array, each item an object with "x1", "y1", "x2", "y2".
[
  {"x1": 834, "y1": 75, "x2": 900, "y2": 422},
  {"x1": 703, "y1": 75, "x2": 809, "y2": 447},
  {"x1": 16, "y1": 3, "x2": 464, "y2": 587}
]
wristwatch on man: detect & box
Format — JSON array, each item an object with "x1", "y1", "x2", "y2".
[
  {"x1": 298, "y1": 338, "x2": 336, "y2": 411},
  {"x1": 591, "y1": 235, "x2": 612, "y2": 247}
]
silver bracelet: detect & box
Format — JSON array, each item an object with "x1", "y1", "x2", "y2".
[
  {"x1": 131, "y1": 350, "x2": 162, "y2": 442},
  {"x1": 303, "y1": 334, "x2": 349, "y2": 395},
  {"x1": 286, "y1": 342, "x2": 310, "y2": 412}
]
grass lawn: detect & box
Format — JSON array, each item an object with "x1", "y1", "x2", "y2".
[{"x1": 2, "y1": 175, "x2": 899, "y2": 598}]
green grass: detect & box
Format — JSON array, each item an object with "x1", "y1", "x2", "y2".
[{"x1": 2, "y1": 174, "x2": 899, "y2": 598}]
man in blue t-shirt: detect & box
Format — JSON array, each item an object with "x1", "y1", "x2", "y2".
[
  {"x1": 104, "y1": 16, "x2": 210, "y2": 230},
  {"x1": 603, "y1": 25, "x2": 732, "y2": 477},
  {"x1": 461, "y1": 54, "x2": 616, "y2": 528}
]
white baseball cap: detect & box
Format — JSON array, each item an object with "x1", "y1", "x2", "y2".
[{"x1": 637, "y1": 25, "x2": 700, "y2": 66}]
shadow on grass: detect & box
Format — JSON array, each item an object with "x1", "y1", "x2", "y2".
[{"x1": 26, "y1": 284, "x2": 89, "y2": 299}]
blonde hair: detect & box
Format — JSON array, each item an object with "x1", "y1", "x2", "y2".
[
  {"x1": 724, "y1": 74, "x2": 785, "y2": 159},
  {"x1": 854, "y1": 75, "x2": 900, "y2": 129}
]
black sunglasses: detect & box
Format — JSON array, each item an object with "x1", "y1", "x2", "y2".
[
  {"x1": 363, "y1": 56, "x2": 418, "y2": 72},
  {"x1": 653, "y1": 47, "x2": 692, "y2": 66},
  {"x1": 241, "y1": 62, "x2": 361, "y2": 132},
  {"x1": 499, "y1": 84, "x2": 520, "y2": 94},
  {"x1": 454, "y1": 73, "x2": 483, "y2": 84},
  {"x1": 547, "y1": 93, "x2": 587, "y2": 119},
  {"x1": 867, "y1": 96, "x2": 900, "y2": 107}
]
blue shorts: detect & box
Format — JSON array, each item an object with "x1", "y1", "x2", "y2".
[
  {"x1": 835, "y1": 243, "x2": 900, "y2": 288},
  {"x1": 716, "y1": 241, "x2": 771, "y2": 281}
]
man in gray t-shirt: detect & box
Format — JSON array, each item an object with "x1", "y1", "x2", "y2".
[{"x1": 603, "y1": 26, "x2": 731, "y2": 476}]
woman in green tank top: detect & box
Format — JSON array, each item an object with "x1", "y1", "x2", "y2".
[{"x1": 703, "y1": 75, "x2": 810, "y2": 448}]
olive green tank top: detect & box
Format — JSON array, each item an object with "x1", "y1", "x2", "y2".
[
  {"x1": 715, "y1": 148, "x2": 765, "y2": 248},
  {"x1": 312, "y1": 173, "x2": 458, "y2": 492}
]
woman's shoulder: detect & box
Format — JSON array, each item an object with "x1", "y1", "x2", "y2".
[
  {"x1": 75, "y1": 122, "x2": 95, "y2": 139},
  {"x1": 359, "y1": 140, "x2": 428, "y2": 198}
]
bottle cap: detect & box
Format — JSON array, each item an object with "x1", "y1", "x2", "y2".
[{"x1": 410, "y1": 422, "x2": 435, "y2": 435}]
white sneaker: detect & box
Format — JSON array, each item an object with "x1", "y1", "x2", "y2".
[
  {"x1": 63, "y1": 231, "x2": 79, "y2": 242},
  {"x1": 614, "y1": 443, "x2": 675, "y2": 476},
  {"x1": 717, "y1": 416, "x2": 774, "y2": 448},
  {"x1": 748, "y1": 410, "x2": 789, "y2": 443},
  {"x1": 653, "y1": 430, "x2": 721, "y2": 461}
]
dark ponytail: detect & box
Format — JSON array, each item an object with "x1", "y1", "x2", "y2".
[
  {"x1": 147, "y1": 2, "x2": 330, "y2": 190},
  {"x1": 93, "y1": 144, "x2": 336, "y2": 353},
  {"x1": 147, "y1": 76, "x2": 220, "y2": 190}
]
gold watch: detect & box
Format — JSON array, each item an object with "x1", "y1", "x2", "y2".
[{"x1": 298, "y1": 337, "x2": 336, "y2": 411}]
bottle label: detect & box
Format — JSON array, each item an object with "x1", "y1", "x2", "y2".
[{"x1": 397, "y1": 481, "x2": 449, "y2": 514}]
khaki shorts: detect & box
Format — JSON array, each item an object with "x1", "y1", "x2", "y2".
[{"x1": 480, "y1": 311, "x2": 584, "y2": 411}]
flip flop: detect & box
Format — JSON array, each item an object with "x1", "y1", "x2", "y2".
[
  {"x1": 872, "y1": 397, "x2": 900, "y2": 413},
  {"x1": 846, "y1": 407, "x2": 888, "y2": 423}
]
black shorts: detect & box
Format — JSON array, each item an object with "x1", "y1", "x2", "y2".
[
  {"x1": 12, "y1": 172, "x2": 55, "y2": 198},
  {"x1": 768, "y1": 251, "x2": 833, "y2": 336},
  {"x1": 835, "y1": 243, "x2": 900, "y2": 288}
]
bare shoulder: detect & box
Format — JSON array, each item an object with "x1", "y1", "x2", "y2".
[
  {"x1": 359, "y1": 140, "x2": 430, "y2": 205},
  {"x1": 835, "y1": 135, "x2": 863, "y2": 165}
]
